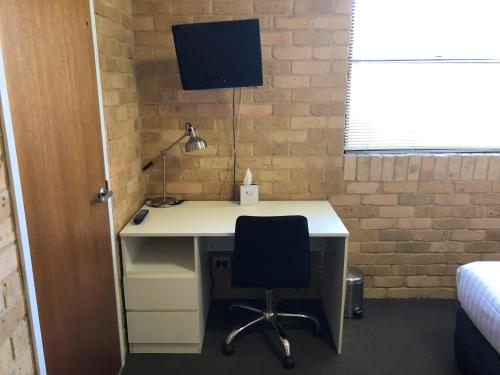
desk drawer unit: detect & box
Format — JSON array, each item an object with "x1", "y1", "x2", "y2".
[
  {"x1": 121, "y1": 237, "x2": 205, "y2": 353},
  {"x1": 127, "y1": 311, "x2": 200, "y2": 344},
  {"x1": 124, "y1": 276, "x2": 197, "y2": 311}
]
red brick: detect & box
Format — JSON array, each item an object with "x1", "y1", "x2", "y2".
[
  {"x1": 362, "y1": 194, "x2": 397, "y2": 206},
  {"x1": 474, "y1": 157, "x2": 489, "y2": 180},
  {"x1": 310, "y1": 182, "x2": 344, "y2": 194},
  {"x1": 313, "y1": 16, "x2": 350, "y2": 30},
  {"x1": 407, "y1": 276, "x2": 440, "y2": 288},
  {"x1": 460, "y1": 157, "x2": 475, "y2": 180},
  {"x1": 434, "y1": 194, "x2": 470, "y2": 205},
  {"x1": 360, "y1": 218, "x2": 395, "y2": 230},
  {"x1": 330, "y1": 195, "x2": 361, "y2": 206},
  {"x1": 373, "y1": 277, "x2": 405, "y2": 288},
  {"x1": 239, "y1": 104, "x2": 272, "y2": 117},
  {"x1": 455, "y1": 182, "x2": 490, "y2": 193},
  {"x1": 346, "y1": 182, "x2": 380, "y2": 194},
  {"x1": 273, "y1": 75, "x2": 310, "y2": 88},
  {"x1": 379, "y1": 206, "x2": 414, "y2": 218},
  {"x1": 273, "y1": 47, "x2": 312, "y2": 60},
  {"x1": 383, "y1": 182, "x2": 418, "y2": 193},
  {"x1": 213, "y1": 1, "x2": 253, "y2": 14},
  {"x1": 398, "y1": 218, "x2": 432, "y2": 230},
  {"x1": 0, "y1": 245, "x2": 17, "y2": 281},
  {"x1": 470, "y1": 218, "x2": 500, "y2": 229},
  {"x1": 369, "y1": 157, "x2": 383, "y2": 181},
  {"x1": 415, "y1": 207, "x2": 450, "y2": 218},
  {"x1": 254, "y1": 89, "x2": 291, "y2": 103},
  {"x1": 487, "y1": 157, "x2": 500, "y2": 180},
  {"x1": 394, "y1": 157, "x2": 408, "y2": 181},
  {"x1": 418, "y1": 182, "x2": 454, "y2": 193},
  {"x1": 432, "y1": 218, "x2": 468, "y2": 230},
  {"x1": 311, "y1": 74, "x2": 346, "y2": 88},
  {"x1": 272, "y1": 131, "x2": 308, "y2": 143},
  {"x1": 274, "y1": 16, "x2": 313, "y2": 29},
  {"x1": 310, "y1": 102, "x2": 344, "y2": 116},
  {"x1": 407, "y1": 156, "x2": 421, "y2": 181},
  {"x1": 312, "y1": 47, "x2": 348, "y2": 60},
  {"x1": 343, "y1": 156, "x2": 357, "y2": 181},
  {"x1": 447, "y1": 156, "x2": 461, "y2": 180},
  {"x1": 292, "y1": 61, "x2": 330, "y2": 74},
  {"x1": 464, "y1": 241, "x2": 500, "y2": 253},
  {"x1": 255, "y1": 0, "x2": 293, "y2": 14},
  {"x1": 398, "y1": 194, "x2": 432, "y2": 206},
  {"x1": 294, "y1": 30, "x2": 332, "y2": 45},
  {"x1": 356, "y1": 157, "x2": 369, "y2": 181},
  {"x1": 381, "y1": 158, "x2": 395, "y2": 181},
  {"x1": 295, "y1": 0, "x2": 332, "y2": 14},
  {"x1": 260, "y1": 32, "x2": 293, "y2": 46},
  {"x1": 197, "y1": 104, "x2": 232, "y2": 117},
  {"x1": 292, "y1": 88, "x2": 331, "y2": 103},
  {"x1": 451, "y1": 230, "x2": 485, "y2": 241},
  {"x1": 419, "y1": 157, "x2": 434, "y2": 181},
  {"x1": 173, "y1": 1, "x2": 210, "y2": 14},
  {"x1": 433, "y1": 157, "x2": 448, "y2": 180},
  {"x1": 471, "y1": 194, "x2": 500, "y2": 205}
]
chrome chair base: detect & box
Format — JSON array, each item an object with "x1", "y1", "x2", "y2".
[{"x1": 222, "y1": 290, "x2": 322, "y2": 369}]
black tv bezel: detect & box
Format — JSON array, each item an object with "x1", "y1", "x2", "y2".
[{"x1": 172, "y1": 19, "x2": 263, "y2": 91}]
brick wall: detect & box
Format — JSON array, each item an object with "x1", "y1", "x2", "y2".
[
  {"x1": 133, "y1": 0, "x2": 350, "y2": 200},
  {"x1": 95, "y1": 0, "x2": 146, "y2": 232},
  {"x1": 131, "y1": 0, "x2": 500, "y2": 298},
  {"x1": 343, "y1": 155, "x2": 500, "y2": 298},
  {"x1": 0, "y1": 111, "x2": 35, "y2": 374}
]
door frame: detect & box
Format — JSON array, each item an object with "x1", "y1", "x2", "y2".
[
  {"x1": 0, "y1": 41, "x2": 47, "y2": 375},
  {"x1": 0, "y1": 1, "x2": 125, "y2": 373}
]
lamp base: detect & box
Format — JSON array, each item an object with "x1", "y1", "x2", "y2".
[{"x1": 145, "y1": 195, "x2": 178, "y2": 208}]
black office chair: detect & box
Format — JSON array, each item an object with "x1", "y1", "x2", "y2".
[{"x1": 222, "y1": 215, "x2": 322, "y2": 369}]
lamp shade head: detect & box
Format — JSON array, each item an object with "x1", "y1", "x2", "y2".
[
  {"x1": 185, "y1": 136, "x2": 207, "y2": 152},
  {"x1": 184, "y1": 124, "x2": 208, "y2": 152}
]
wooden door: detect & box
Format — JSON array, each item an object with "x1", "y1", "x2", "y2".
[{"x1": 0, "y1": 1, "x2": 121, "y2": 374}]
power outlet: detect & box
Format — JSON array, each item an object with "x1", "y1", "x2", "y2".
[{"x1": 212, "y1": 255, "x2": 231, "y2": 268}]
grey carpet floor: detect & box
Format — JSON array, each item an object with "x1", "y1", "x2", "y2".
[{"x1": 122, "y1": 299, "x2": 461, "y2": 375}]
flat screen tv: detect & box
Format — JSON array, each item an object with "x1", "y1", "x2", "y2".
[{"x1": 172, "y1": 19, "x2": 263, "y2": 90}]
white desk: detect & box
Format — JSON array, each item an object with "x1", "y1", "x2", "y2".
[{"x1": 120, "y1": 201, "x2": 349, "y2": 354}]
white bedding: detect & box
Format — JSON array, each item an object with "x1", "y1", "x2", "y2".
[{"x1": 457, "y1": 261, "x2": 500, "y2": 353}]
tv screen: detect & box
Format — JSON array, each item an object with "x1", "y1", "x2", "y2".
[{"x1": 172, "y1": 19, "x2": 263, "y2": 90}]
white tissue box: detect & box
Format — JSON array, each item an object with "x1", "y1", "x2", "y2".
[{"x1": 240, "y1": 185, "x2": 259, "y2": 206}]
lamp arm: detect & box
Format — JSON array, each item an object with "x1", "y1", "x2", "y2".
[
  {"x1": 142, "y1": 130, "x2": 189, "y2": 171},
  {"x1": 160, "y1": 131, "x2": 189, "y2": 154}
]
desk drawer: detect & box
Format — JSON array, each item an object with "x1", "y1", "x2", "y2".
[
  {"x1": 127, "y1": 311, "x2": 200, "y2": 343},
  {"x1": 124, "y1": 276, "x2": 197, "y2": 311}
]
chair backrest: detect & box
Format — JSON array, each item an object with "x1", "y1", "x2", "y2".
[{"x1": 231, "y1": 215, "x2": 310, "y2": 289}]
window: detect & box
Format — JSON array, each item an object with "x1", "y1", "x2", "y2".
[{"x1": 345, "y1": 0, "x2": 500, "y2": 153}]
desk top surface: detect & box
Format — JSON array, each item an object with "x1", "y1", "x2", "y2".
[{"x1": 120, "y1": 201, "x2": 349, "y2": 238}]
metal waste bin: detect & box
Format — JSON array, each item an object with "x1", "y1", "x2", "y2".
[{"x1": 344, "y1": 267, "x2": 364, "y2": 319}]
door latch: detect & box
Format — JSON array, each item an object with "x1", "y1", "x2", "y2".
[{"x1": 94, "y1": 180, "x2": 113, "y2": 203}]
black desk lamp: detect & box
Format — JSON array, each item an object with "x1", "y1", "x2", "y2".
[{"x1": 142, "y1": 122, "x2": 207, "y2": 207}]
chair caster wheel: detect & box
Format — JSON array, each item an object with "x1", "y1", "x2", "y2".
[
  {"x1": 283, "y1": 356, "x2": 295, "y2": 369},
  {"x1": 222, "y1": 343, "x2": 234, "y2": 356},
  {"x1": 353, "y1": 307, "x2": 364, "y2": 319},
  {"x1": 313, "y1": 325, "x2": 322, "y2": 336}
]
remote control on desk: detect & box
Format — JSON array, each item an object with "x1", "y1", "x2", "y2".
[{"x1": 133, "y1": 209, "x2": 149, "y2": 224}]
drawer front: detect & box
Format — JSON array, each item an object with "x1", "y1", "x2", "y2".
[
  {"x1": 124, "y1": 276, "x2": 197, "y2": 311},
  {"x1": 127, "y1": 311, "x2": 200, "y2": 344}
]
